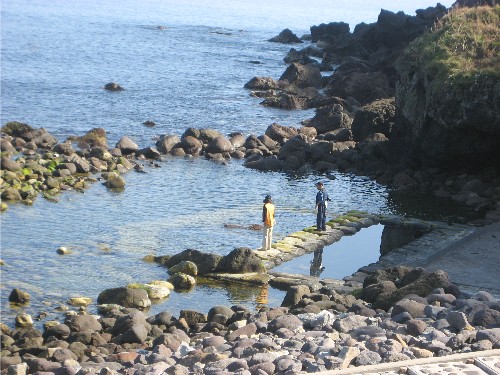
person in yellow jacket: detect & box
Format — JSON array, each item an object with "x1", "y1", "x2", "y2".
[{"x1": 261, "y1": 195, "x2": 276, "y2": 251}]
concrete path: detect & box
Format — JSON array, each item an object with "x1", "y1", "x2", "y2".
[
  {"x1": 424, "y1": 221, "x2": 500, "y2": 297},
  {"x1": 357, "y1": 219, "x2": 500, "y2": 297}
]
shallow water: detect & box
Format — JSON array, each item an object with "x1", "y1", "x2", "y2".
[
  {"x1": 273, "y1": 224, "x2": 385, "y2": 279},
  {"x1": 1, "y1": 0, "x2": 463, "y2": 327}
]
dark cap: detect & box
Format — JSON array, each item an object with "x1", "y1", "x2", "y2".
[
  {"x1": 263, "y1": 195, "x2": 272, "y2": 203},
  {"x1": 315, "y1": 181, "x2": 324, "y2": 186}
]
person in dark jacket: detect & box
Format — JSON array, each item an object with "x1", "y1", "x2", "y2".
[
  {"x1": 315, "y1": 181, "x2": 330, "y2": 231},
  {"x1": 261, "y1": 195, "x2": 275, "y2": 250}
]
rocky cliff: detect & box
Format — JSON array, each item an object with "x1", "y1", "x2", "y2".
[{"x1": 391, "y1": 5, "x2": 500, "y2": 172}]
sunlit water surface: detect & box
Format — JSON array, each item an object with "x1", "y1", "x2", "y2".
[{"x1": 1, "y1": 0, "x2": 462, "y2": 327}]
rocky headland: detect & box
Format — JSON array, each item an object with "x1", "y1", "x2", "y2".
[{"x1": 1, "y1": 1, "x2": 499, "y2": 374}]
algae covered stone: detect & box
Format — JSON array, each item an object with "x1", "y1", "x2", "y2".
[{"x1": 168, "y1": 260, "x2": 198, "y2": 276}]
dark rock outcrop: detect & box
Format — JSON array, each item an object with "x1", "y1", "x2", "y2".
[
  {"x1": 215, "y1": 247, "x2": 266, "y2": 274},
  {"x1": 268, "y1": 28, "x2": 303, "y2": 44}
]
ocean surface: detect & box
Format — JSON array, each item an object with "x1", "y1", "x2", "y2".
[{"x1": 1, "y1": 0, "x2": 461, "y2": 327}]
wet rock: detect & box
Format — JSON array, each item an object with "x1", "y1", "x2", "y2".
[
  {"x1": 168, "y1": 273, "x2": 196, "y2": 291},
  {"x1": 179, "y1": 136, "x2": 203, "y2": 155},
  {"x1": 158, "y1": 248, "x2": 222, "y2": 275},
  {"x1": 8, "y1": 288, "x2": 30, "y2": 304},
  {"x1": 244, "y1": 77, "x2": 278, "y2": 90},
  {"x1": 15, "y1": 313, "x2": 33, "y2": 328},
  {"x1": 1, "y1": 187, "x2": 22, "y2": 202},
  {"x1": 136, "y1": 146, "x2": 161, "y2": 160},
  {"x1": 179, "y1": 310, "x2": 207, "y2": 327},
  {"x1": 351, "y1": 98, "x2": 395, "y2": 141},
  {"x1": 115, "y1": 136, "x2": 139, "y2": 155},
  {"x1": 216, "y1": 247, "x2": 265, "y2": 274},
  {"x1": 103, "y1": 172, "x2": 125, "y2": 189},
  {"x1": 156, "y1": 134, "x2": 181, "y2": 154},
  {"x1": 281, "y1": 285, "x2": 310, "y2": 307},
  {"x1": 279, "y1": 63, "x2": 322, "y2": 89},
  {"x1": 168, "y1": 261, "x2": 198, "y2": 276},
  {"x1": 205, "y1": 136, "x2": 234, "y2": 154},
  {"x1": 57, "y1": 246, "x2": 71, "y2": 255},
  {"x1": 104, "y1": 82, "x2": 124, "y2": 91},
  {"x1": 268, "y1": 28, "x2": 302, "y2": 44}
]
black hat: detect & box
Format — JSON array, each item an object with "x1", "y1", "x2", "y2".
[
  {"x1": 315, "y1": 181, "x2": 324, "y2": 186},
  {"x1": 263, "y1": 195, "x2": 272, "y2": 203}
]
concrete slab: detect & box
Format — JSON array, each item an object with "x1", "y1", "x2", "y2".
[
  {"x1": 316, "y1": 350, "x2": 500, "y2": 375},
  {"x1": 407, "y1": 361, "x2": 490, "y2": 375},
  {"x1": 475, "y1": 355, "x2": 500, "y2": 374},
  {"x1": 424, "y1": 221, "x2": 500, "y2": 297}
]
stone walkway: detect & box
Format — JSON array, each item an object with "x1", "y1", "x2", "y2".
[
  {"x1": 316, "y1": 350, "x2": 500, "y2": 374},
  {"x1": 209, "y1": 210, "x2": 499, "y2": 297}
]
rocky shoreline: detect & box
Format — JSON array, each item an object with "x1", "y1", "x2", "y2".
[
  {"x1": 2, "y1": 263, "x2": 500, "y2": 374},
  {"x1": 2, "y1": 208, "x2": 500, "y2": 374},
  {"x1": 2, "y1": 1, "x2": 499, "y2": 374}
]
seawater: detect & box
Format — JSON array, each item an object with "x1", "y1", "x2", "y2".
[{"x1": 1, "y1": 0, "x2": 459, "y2": 327}]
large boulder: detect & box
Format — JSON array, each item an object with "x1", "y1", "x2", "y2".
[
  {"x1": 278, "y1": 134, "x2": 310, "y2": 163},
  {"x1": 158, "y1": 249, "x2": 222, "y2": 275},
  {"x1": 179, "y1": 136, "x2": 203, "y2": 155},
  {"x1": 205, "y1": 136, "x2": 234, "y2": 153},
  {"x1": 244, "y1": 77, "x2": 278, "y2": 90},
  {"x1": 156, "y1": 135, "x2": 181, "y2": 154},
  {"x1": 244, "y1": 155, "x2": 284, "y2": 171},
  {"x1": 1, "y1": 157, "x2": 21, "y2": 172},
  {"x1": 310, "y1": 22, "x2": 350, "y2": 43},
  {"x1": 65, "y1": 315, "x2": 102, "y2": 332},
  {"x1": 1, "y1": 121, "x2": 34, "y2": 138},
  {"x1": 279, "y1": 63, "x2": 322, "y2": 89},
  {"x1": 97, "y1": 287, "x2": 151, "y2": 309},
  {"x1": 373, "y1": 269, "x2": 453, "y2": 310},
  {"x1": 261, "y1": 92, "x2": 310, "y2": 110},
  {"x1": 116, "y1": 136, "x2": 139, "y2": 155},
  {"x1": 265, "y1": 123, "x2": 299, "y2": 144},
  {"x1": 268, "y1": 28, "x2": 302, "y2": 44},
  {"x1": 351, "y1": 98, "x2": 396, "y2": 141},
  {"x1": 327, "y1": 69, "x2": 393, "y2": 105},
  {"x1": 182, "y1": 128, "x2": 224, "y2": 144},
  {"x1": 216, "y1": 247, "x2": 266, "y2": 274},
  {"x1": 307, "y1": 104, "x2": 353, "y2": 134},
  {"x1": 8, "y1": 288, "x2": 30, "y2": 304}
]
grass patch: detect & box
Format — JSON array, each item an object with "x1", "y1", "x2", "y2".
[{"x1": 401, "y1": 6, "x2": 499, "y2": 88}]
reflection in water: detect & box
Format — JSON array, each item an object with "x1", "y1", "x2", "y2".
[
  {"x1": 380, "y1": 224, "x2": 428, "y2": 256},
  {"x1": 273, "y1": 225, "x2": 384, "y2": 280},
  {"x1": 310, "y1": 248, "x2": 325, "y2": 277},
  {"x1": 256, "y1": 284, "x2": 269, "y2": 309}
]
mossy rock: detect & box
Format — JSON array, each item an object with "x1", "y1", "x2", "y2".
[
  {"x1": 343, "y1": 215, "x2": 361, "y2": 222},
  {"x1": 142, "y1": 255, "x2": 156, "y2": 263},
  {"x1": 68, "y1": 297, "x2": 92, "y2": 306},
  {"x1": 1, "y1": 121, "x2": 33, "y2": 137},
  {"x1": 168, "y1": 260, "x2": 198, "y2": 276},
  {"x1": 273, "y1": 242, "x2": 295, "y2": 253}
]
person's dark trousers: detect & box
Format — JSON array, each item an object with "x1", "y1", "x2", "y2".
[{"x1": 317, "y1": 204, "x2": 326, "y2": 230}]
